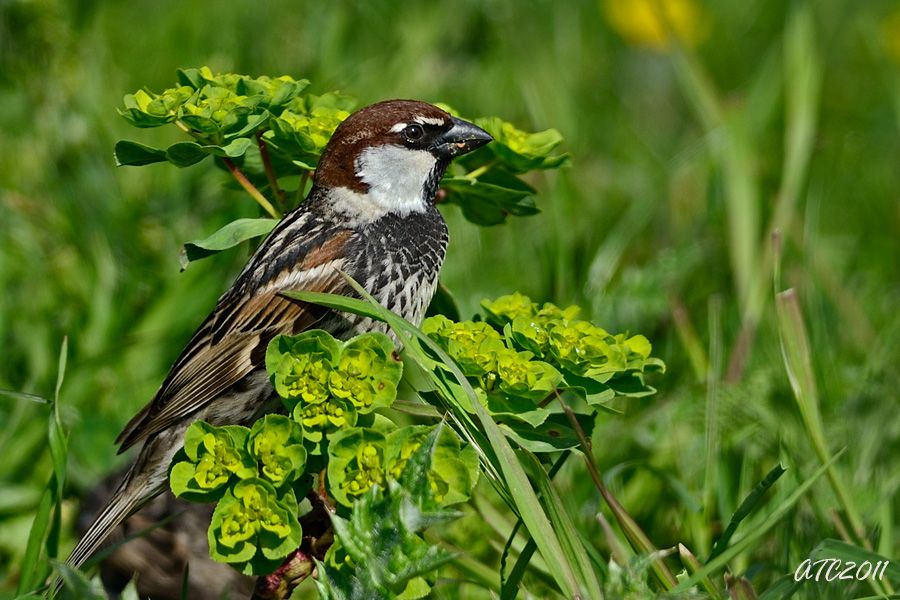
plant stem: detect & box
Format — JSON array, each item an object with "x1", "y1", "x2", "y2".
[
  {"x1": 256, "y1": 131, "x2": 285, "y2": 209},
  {"x1": 222, "y1": 157, "x2": 281, "y2": 219},
  {"x1": 464, "y1": 159, "x2": 496, "y2": 181},
  {"x1": 556, "y1": 393, "x2": 679, "y2": 590}
]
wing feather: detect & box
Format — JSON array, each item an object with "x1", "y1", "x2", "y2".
[{"x1": 116, "y1": 230, "x2": 353, "y2": 452}]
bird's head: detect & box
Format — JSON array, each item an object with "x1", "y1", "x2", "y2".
[{"x1": 313, "y1": 99, "x2": 492, "y2": 220}]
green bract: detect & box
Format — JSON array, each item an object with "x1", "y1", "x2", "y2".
[
  {"x1": 496, "y1": 350, "x2": 562, "y2": 401},
  {"x1": 326, "y1": 427, "x2": 387, "y2": 508},
  {"x1": 421, "y1": 316, "x2": 506, "y2": 378},
  {"x1": 170, "y1": 422, "x2": 256, "y2": 502},
  {"x1": 475, "y1": 116, "x2": 570, "y2": 173},
  {"x1": 208, "y1": 478, "x2": 302, "y2": 575},
  {"x1": 247, "y1": 415, "x2": 307, "y2": 487},
  {"x1": 292, "y1": 396, "x2": 357, "y2": 450},
  {"x1": 481, "y1": 292, "x2": 536, "y2": 326},
  {"x1": 328, "y1": 334, "x2": 402, "y2": 412},
  {"x1": 266, "y1": 330, "x2": 341, "y2": 409}
]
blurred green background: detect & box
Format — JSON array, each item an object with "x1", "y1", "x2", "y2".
[{"x1": 1, "y1": 0, "x2": 898, "y2": 597}]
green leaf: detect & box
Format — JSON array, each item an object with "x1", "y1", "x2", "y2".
[
  {"x1": 165, "y1": 141, "x2": 210, "y2": 167},
  {"x1": 499, "y1": 411, "x2": 596, "y2": 453},
  {"x1": 180, "y1": 218, "x2": 278, "y2": 268},
  {"x1": 176, "y1": 67, "x2": 204, "y2": 89},
  {"x1": 52, "y1": 561, "x2": 106, "y2": 599},
  {"x1": 18, "y1": 339, "x2": 69, "y2": 594},
  {"x1": 385, "y1": 424, "x2": 479, "y2": 507},
  {"x1": 425, "y1": 282, "x2": 461, "y2": 321},
  {"x1": 520, "y1": 451, "x2": 604, "y2": 599},
  {"x1": 165, "y1": 137, "x2": 255, "y2": 168},
  {"x1": 708, "y1": 463, "x2": 786, "y2": 562},
  {"x1": 441, "y1": 170, "x2": 539, "y2": 226},
  {"x1": 807, "y1": 539, "x2": 900, "y2": 584},
  {"x1": 114, "y1": 140, "x2": 168, "y2": 166},
  {"x1": 673, "y1": 451, "x2": 846, "y2": 593}
]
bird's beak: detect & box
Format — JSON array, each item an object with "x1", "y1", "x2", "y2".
[{"x1": 433, "y1": 116, "x2": 493, "y2": 158}]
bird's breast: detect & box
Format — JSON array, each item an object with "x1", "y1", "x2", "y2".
[{"x1": 349, "y1": 208, "x2": 448, "y2": 329}]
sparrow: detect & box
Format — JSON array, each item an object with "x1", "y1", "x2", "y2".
[{"x1": 63, "y1": 99, "x2": 492, "y2": 579}]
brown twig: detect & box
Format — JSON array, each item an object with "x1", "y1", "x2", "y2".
[
  {"x1": 555, "y1": 391, "x2": 679, "y2": 590},
  {"x1": 222, "y1": 157, "x2": 281, "y2": 219},
  {"x1": 256, "y1": 131, "x2": 285, "y2": 209}
]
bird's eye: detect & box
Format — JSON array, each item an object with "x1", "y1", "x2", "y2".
[{"x1": 403, "y1": 124, "x2": 425, "y2": 142}]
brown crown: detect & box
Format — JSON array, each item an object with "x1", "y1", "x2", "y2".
[{"x1": 313, "y1": 100, "x2": 450, "y2": 193}]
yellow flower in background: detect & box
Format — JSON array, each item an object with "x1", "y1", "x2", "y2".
[
  {"x1": 602, "y1": 0, "x2": 708, "y2": 51},
  {"x1": 883, "y1": 6, "x2": 900, "y2": 64}
]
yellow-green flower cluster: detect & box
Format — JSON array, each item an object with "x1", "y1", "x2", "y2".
[
  {"x1": 208, "y1": 479, "x2": 302, "y2": 570},
  {"x1": 194, "y1": 433, "x2": 244, "y2": 489},
  {"x1": 178, "y1": 85, "x2": 255, "y2": 132},
  {"x1": 295, "y1": 397, "x2": 354, "y2": 432},
  {"x1": 265, "y1": 92, "x2": 356, "y2": 168},
  {"x1": 247, "y1": 415, "x2": 307, "y2": 487},
  {"x1": 171, "y1": 417, "x2": 307, "y2": 575},
  {"x1": 266, "y1": 330, "x2": 403, "y2": 449},
  {"x1": 422, "y1": 314, "x2": 561, "y2": 400},
  {"x1": 171, "y1": 416, "x2": 306, "y2": 502},
  {"x1": 326, "y1": 428, "x2": 388, "y2": 507},
  {"x1": 170, "y1": 422, "x2": 257, "y2": 500},
  {"x1": 473, "y1": 117, "x2": 570, "y2": 173},
  {"x1": 269, "y1": 107, "x2": 348, "y2": 153},
  {"x1": 275, "y1": 349, "x2": 332, "y2": 406},
  {"x1": 119, "y1": 66, "x2": 309, "y2": 138},
  {"x1": 482, "y1": 294, "x2": 655, "y2": 380},
  {"x1": 422, "y1": 316, "x2": 505, "y2": 377}
]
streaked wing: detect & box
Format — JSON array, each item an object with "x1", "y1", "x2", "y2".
[{"x1": 115, "y1": 229, "x2": 353, "y2": 452}]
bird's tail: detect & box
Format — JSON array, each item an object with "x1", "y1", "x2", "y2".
[
  {"x1": 48, "y1": 468, "x2": 158, "y2": 598},
  {"x1": 68, "y1": 480, "x2": 144, "y2": 569}
]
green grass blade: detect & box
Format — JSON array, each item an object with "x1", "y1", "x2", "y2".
[
  {"x1": 672, "y1": 450, "x2": 844, "y2": 593},
  {"x1": 521, "y1": 451, "x2": 604, "y2": 599},
  {"x1": 678, "y1": 544, "x2": 723, "y2": 600},
  {"x1": 16, "y1": 487, "x2": 53, "y2": 594},
  {"x1": 776, "y1": 289, "x2": 869, "y2": 550},
  {"x1": 16, "y1": 339, "x2": 70, "y2": 594},
  {"x1": 707, "y1": 463, "x2": 786, "y2": 562},
  {"x1": 500, "y1": 452, "x2": 569, "y2": 596},
  {"x1": 51, "y1": 560, "x2": 106, "y2": 600},
  {"x1": 0, "y1": 390, "x2": 49, "y2": 404}
]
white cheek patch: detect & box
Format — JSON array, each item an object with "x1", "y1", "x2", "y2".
[{"x1": 354, "y1": 144, "x2": 436, "y2": 216}]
